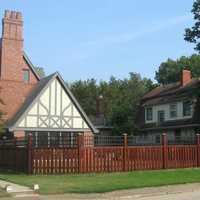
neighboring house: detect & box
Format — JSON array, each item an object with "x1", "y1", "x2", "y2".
[
  {"x1": 0, "y1": 10, "x2": 98, "y2": 140},
  {"x1": 136, "y1": 69, "x2": 200, "y2": 140},
  {"x1": 90, "y1": 95, "x2": 113, "y2": 135}
]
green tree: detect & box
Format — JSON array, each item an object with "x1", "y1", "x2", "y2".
[
  {"x1": 70, "y1": 79, "x2": 98, "y2": 116},
  {"x1": 34, "y1": 66, "x2": 45, "y2": 78},
  {"x1": 185, "y1": 0, "x2": 200, "y2": 53},
  {"x1": 104, "y1": 73, "x2": 153, "y2": 134},
  {"x1": 155, "y1": 54, "x2": 200, "y2": 84},
  {"x1": 70, "y1": 73, "x2": 154, "y2": 135}
]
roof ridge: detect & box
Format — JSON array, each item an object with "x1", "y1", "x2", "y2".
[{"x1": 143, "y1": 78, "x2": 200, "y2": 100}]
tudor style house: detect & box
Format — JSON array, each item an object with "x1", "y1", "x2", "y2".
[
  {"x1": 136, "y1": 69, "x2": 200, "y2": 139},
  {"x1": 0, "y1": 10, "x2": 98, "y2": 139}
]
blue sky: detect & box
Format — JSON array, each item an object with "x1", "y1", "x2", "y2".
[{"x1": 0, "y1": 1, "x2": 195, "y2": 82}]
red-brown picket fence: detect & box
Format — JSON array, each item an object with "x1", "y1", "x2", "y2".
[
  {"x1": 0, "y1": 146, "x2": 27, "y2": 172},
  {"x1": 0, "y1": 134, "x2": 200, "y2": 174}
]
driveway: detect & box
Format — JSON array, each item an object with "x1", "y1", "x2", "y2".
[{"x1": 1, "y1": 183, "x2": 200, "y2": 200}]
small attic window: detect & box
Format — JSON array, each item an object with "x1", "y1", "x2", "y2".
[{"x1": 23, "y1": 69, "x2": 30, "y2": 83}]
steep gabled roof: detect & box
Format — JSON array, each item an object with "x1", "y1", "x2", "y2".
[
  {"x1": 6, "y1": 73, "x2": 54, "y2": 128},
  {"x1": 142, "y1": 78, "x2": 200, "y2": 105},
  {"x1": 23, "y1": 52, "x2": 41, "y2": 81},
  {"x1": 7, "y1": 72, "x2": 98, "y2": 133}
]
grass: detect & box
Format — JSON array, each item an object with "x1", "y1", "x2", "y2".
[{"x1": 0, "y1": 169, "x2": 200, "y2": 194}]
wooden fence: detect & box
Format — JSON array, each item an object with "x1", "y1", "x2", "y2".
[
  {"x1": 0, "y1": 134, "x2": 200, "y2": 174},
  {"x1": 0, "y1": 146, "x2": 27, "y2": 172}
]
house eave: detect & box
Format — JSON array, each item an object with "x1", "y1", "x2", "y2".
[
  {"x1": 8, "y1": 127, "x2": 93, "y2": 133},
  {"x1": 139, "y1": 123, "x2": 200, "y2": 132},
  {"x1": 23, "y1": 52, "x2": 41, "y2": 81}
]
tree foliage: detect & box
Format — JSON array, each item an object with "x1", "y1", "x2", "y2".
[
  {"x1": 34, "y1": 66, "x2": 45, "y2": 78},
  {"x1": 185, "y1": 0, "x2": 200, "y2": 53},
  {"x1": 155, "y1": 54, "x2": 200, "y2": 84},
  {"x1": 70, "y1": 79, "x2": 98, "y2": 116},
  {"x1": 70, "y1": 73, "x2": 154, "y2": 135}
]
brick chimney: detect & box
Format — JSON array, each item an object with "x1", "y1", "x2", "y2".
[
  {"x1": 181, "y1": 69, "x2": 191, "y2": 86},
  {"x1": 0, "y1": 10, "x2": 23, "y2": 81},
  {"x1": 96, "y1": 95, "x2": 104, "y2": 116}
]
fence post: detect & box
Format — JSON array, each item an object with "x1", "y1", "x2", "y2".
[
  {"x1": 162, "y1": 133, "x2": 167, "y2": 169},
  {"x1": 197, "y1": 134, "x2": 200, "y2": 167},
  {"x1": 123, "y1": 133, "x2": 128, "y2": 171},
  {"x1": 27, "y1": 134, "x2": 33, "y2": 174},
  {"x1": 78, "y1": 133, "x2": 83, "y2": 173}
]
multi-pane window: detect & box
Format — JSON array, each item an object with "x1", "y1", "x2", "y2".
[
  {"x1": 23, "y1": 69, "x2": 30, "y2": 83},
  {"x1": 170, "y1": 103, "x2": 177, "y2": 118},
  {"x1": 158, "y1": 110, "x2": 165, "y2": 123},
  {"x1": 146, "y1": 107, "x2": 153, "y2": 121},
  {"x1": 183, "y1": 101, "x2": 192, "y2": 116}
]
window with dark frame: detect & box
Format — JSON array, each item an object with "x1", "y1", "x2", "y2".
[
  {"x1": 158, "y1": 110, "x2": 165, "y2": 123},
  {"x1": 23, "y1": 69, "x2": 30, "y2": 83},
  {"x1": 146, "y1": 107, "x2": 153, "y2": 121},
  {"x1": 183, "y1": 101, "x2": 192, "y2": 117},
  {"x1": 170, "y1": 103, "x2": 177, "y2": 118},
  {"x1": 155, "y1": 135, "x2": 161, "y2": 144},
  {"x1": 174, "y1": 129, "x2": 181, "y2": 143}
]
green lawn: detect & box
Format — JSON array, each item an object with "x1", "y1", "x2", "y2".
[{"x1": 0, "y1": 169, "x2": 200, "y2": 194}]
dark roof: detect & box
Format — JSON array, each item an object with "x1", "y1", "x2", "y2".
[
  {"x1": 89, "y1": 115, "x2": 113, "y2": 131},
  {"x1": 6, "y1": 73, "x2": 55, "y2": 128},
  {"x1": 143, "y1": 78, "x2": 200, "y2": 100},
  {"x1": 23, "y1": 52, "x2": 41, "y2": 80},
  {"x1": 143, "y1": 94, "x2": 191, "y2": 106},
  {"x1": 7, "y1": 73, "x2": 98, "y2": 133},
  {"x1": 139, "y1": 119, "x2": 200, "y2": 131}
]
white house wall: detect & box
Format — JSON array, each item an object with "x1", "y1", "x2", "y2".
[
  {"x1": 145, "y1": 101, "x2": 194, "y2": 124},
  {"x1": 17, "y1": 78, "x2": 89, "y2": 130}
]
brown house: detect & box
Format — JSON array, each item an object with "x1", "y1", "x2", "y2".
[
  {"x1": 136, "y1": 70, "x2": 200, "y2": 140},
  {"x1": 0, "y1": 10, "x2": 97, "y2": 139}
]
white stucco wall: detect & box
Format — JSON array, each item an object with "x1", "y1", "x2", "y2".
[
  {"x1": 17, "y1": 78, "x2": 89, "y2": 129},
  {"x1": 145, "y1": 101, "x2": 194, "y2": 124}
]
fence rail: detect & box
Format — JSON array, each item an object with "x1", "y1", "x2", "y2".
[
  {"x1": 0, "y1": 134, "x2": 197, "y2": 148},
  {"x1": 0, "y1": 133, "x2": 199, "y2": 174}
]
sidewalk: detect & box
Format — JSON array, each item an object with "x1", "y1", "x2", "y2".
[
  {"x1": 45, "y1": 182, "x2": 200, "y2": 199},
  {"x1": 0, "y1": 179, "x2": 37, "y2": 197},
  {"x1": 0, "y1": 182, "x2": 200, "y2": 199}
]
